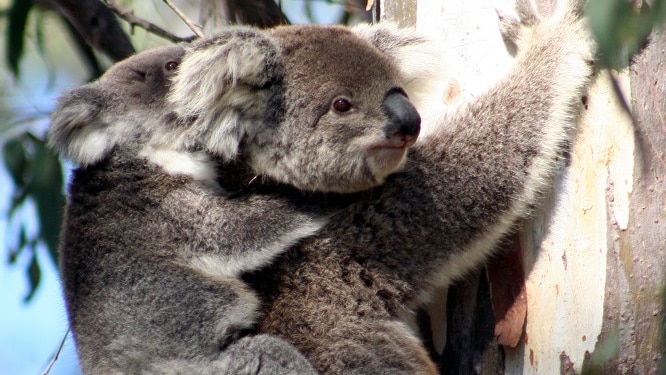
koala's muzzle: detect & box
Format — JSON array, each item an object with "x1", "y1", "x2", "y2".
[{"x1": 382, "y1": 91, "x2": 421, "y2": 141}]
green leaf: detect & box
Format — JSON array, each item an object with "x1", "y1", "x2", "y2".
[
  {"x1": 2, "y1": 137, "x2": 26, "y2": 186},
  {"x1": 587, "y1": 0, "x2": 666, "y2": 69},
  {"x1": 25, "y1": 138, "x2": 64, "y2": 265},
  {"x1": 6, "y1": 0, "x2": 34, "y2": 77},
  {"x1": 24, "y1": 250, "x2": 41, "y2": 302},
  {"x1": 7, "y1": 225, "x2": 28, "y2": 264},
  {"x1": 8, "y1": 187, "x2": 28, "y2": 217}
]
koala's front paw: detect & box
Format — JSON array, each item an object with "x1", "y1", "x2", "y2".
[
  {"x1": 496, "y1": 0, "x2": 538, "y2": 53},
  {"x1": 499, "y1": 0, "x2": 595, "y2": 61},
  {"x1": 500, "y1": 0, "x2": 596, "y2": 71}
]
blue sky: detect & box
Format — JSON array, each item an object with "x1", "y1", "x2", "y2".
[{"x1": 0, "y1": 2, "x2": 345, "y2": 374}]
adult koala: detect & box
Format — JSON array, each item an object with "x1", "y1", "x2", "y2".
[
  {"x1": 169, "y1": 0, "x2": 595, "y2": 374},
  {"x1": 49, "y1": 43, "x2": 328, "y2": 374}
]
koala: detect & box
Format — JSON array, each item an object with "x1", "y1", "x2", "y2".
[
  {"x1": 48, "y1": 43, "x2": 328, "y2": 374},
  {"x1": 167, "y1": 1, "x2": 595, "y2": 374}
]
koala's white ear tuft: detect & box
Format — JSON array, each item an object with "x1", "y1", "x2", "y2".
[
  {"x1": 169, "y1": 27, "x2": 283, "y2": 160},
  {"x1": 48, "y1": 87, "x2": 116, "y2": 166},
  {"x1": 353, "y1": 23, "x2": 452, "y2": 115}
]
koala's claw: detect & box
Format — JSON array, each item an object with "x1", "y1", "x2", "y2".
[
  {"x1": 497, "y1": 0, "x2": 538, "y2": 48},
  {"x1": 515, "y1": 0, "x2": 539, "y2": 26},
  {"x1": 497, "y1": 9, "x2": 522, "y2": 46}
]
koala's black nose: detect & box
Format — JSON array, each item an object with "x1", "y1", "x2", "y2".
[{"x1": 382, "y1": 91, "x2": 421, "y2": 138}]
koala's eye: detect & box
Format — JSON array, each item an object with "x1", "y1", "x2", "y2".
[
  {"x1": 164, "y1": 61, "x2": 179, "y2": 71},
  {"x1": 332, "y1": 98, "x2": 353, "y2": 113}
]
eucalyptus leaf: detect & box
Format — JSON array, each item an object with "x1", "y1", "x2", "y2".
[
  {"x1": 24, "y1": 251, "x2": 41, "y2": 302},
  {"x1": 25, "y1": 139, "x2": 64, "y2": 265},
  {"x1": 6, "y1": 0, "x2": 34, "y2": 77},
  {"x1": 2, "y1": 137, "x2": 26, "y2": 186},
  {"x1": 7, "y1": 226, "x2": 27, "y2": 264}
]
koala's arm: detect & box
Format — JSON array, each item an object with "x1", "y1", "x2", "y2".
[
  {"x1": 415, "y1": 1, "x2": 594, "y2": 277},
  {"x1": 334, "y1": 1, "x2": 594, "y2": 289},
  {"x1": 163, "y1": 184, "x2": 331, "y2": 278}
]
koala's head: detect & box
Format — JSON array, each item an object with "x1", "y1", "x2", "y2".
[
  {"x1": 48, "y1": 45, "x2": 185, "y2": 166},
  {"x1": 170, "y1": 25, "x2": 437, "y2": 193}
]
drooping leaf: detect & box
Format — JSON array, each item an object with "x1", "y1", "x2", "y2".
[
  {"x1": 2, "y1": 137, "x2": 26, "y2": 186},
  {"x1": 25, "y1": 136, "x2": 64, "y2": 265},
  {"x1": 8, "y1": 225, "x2": 28, "y2": 264},
  {"x1": 24, "y1": 250, "x2": 42, "y2": 302},
  {"x1": 8, "y1": 187, "x2": 28, "y2": 218},
  {"x1": 6, "y1": 0, "x2": 34, "y2": 77},
  {"x1": 3, "y1": 136, "x2": 29, "y2": 217}
]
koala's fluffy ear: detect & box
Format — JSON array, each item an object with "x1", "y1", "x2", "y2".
[
  {"x1": 352, "y1": 23, "x2": 450, "y2": 113},
  {"x1": 169, "y1": 27, "x2": 283, "y2": 160},
  {"x1": 48, "y1": 86, "x2": 115, "y2": 166}
]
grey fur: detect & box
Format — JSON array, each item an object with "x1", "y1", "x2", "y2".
[
  {"x1": 167, "y1": 2, "x2": 595, "y2": 374},
  {"x1": 49, "y1": 43, "x2": 322, "y2": 374}
]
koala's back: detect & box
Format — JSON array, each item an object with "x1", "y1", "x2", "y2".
[{"x1": 61, "y1": 155, "x2": 244, "y2": 371}]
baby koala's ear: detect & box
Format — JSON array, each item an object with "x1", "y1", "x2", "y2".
[
  {"x1": 169, "y1": 27, "x2": 284, "y2": 161},
  {"x1": 48, "y1": 86, "x2": 115, "y2": 166},
  {"x1": 352, "y1": 23, "x2": 451, "y2": 113}
]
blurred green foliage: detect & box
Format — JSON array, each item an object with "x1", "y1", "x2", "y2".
[
  {"x1": 6, "y1": 0, "x2": 34, "y2": 76},
  {"x1": 2, "y1": 133, "x2": 64, "y2": 302},
  {"x1": 3, "y1": 0, "x2": 66, "y2": 303},
  {"x1": 586, "y1": 0, "x2": 666, "y2": 69}
]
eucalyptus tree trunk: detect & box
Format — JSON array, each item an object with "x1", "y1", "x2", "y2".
[{"x1": 381, "y1": 1, "x2": 665, "y2": 373}]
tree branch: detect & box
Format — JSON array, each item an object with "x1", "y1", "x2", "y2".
[
  {"x1": 105, "y1": 0, "x2": 197, "y2": 43},
  {"x1": 162, "y1": 0, "x2": 204, "y2": 38},
  {"x1": 46, "y1": 0, "x2": 134, "y2": 62}
]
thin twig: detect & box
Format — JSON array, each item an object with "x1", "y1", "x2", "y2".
[
  {"x1": 162, "y1": 0, "x2": 205, "y2": 39},
  {"x1": 104, "y1": 0, "x2": 197, "y2": 43},
  {"x1": 40, "y1": 328, "x2": 70, "y2": 375}
]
